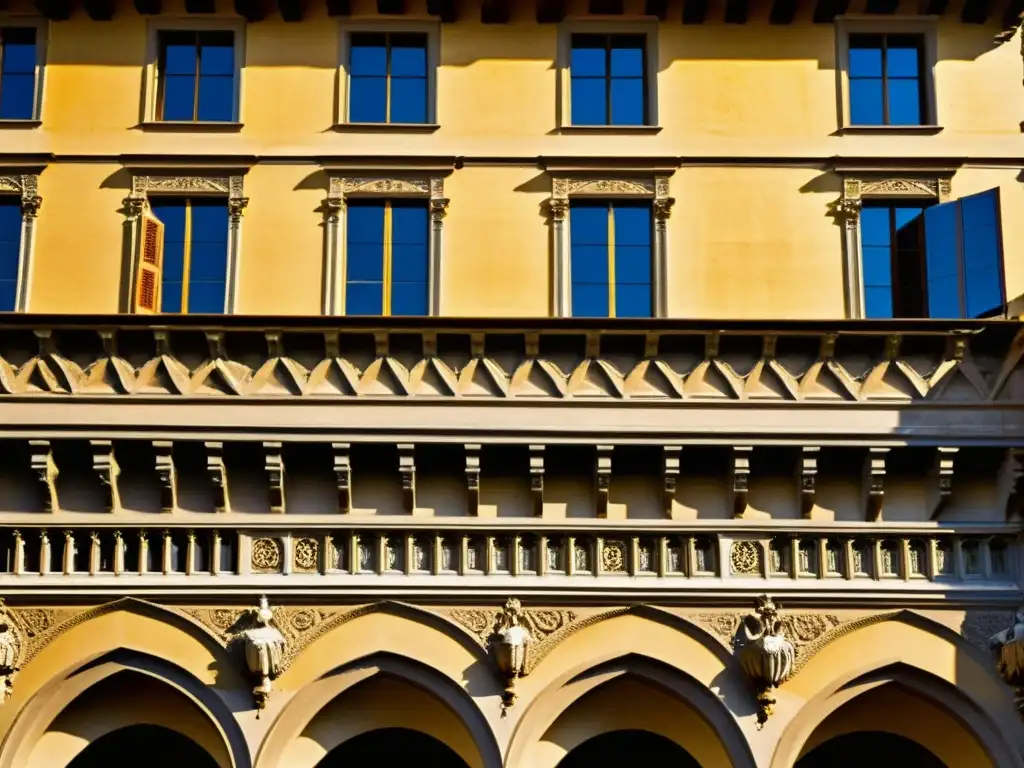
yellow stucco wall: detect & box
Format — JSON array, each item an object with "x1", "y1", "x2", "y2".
[{"x1": 7, "y1": 11, "x2": 1022, "y2": 316}]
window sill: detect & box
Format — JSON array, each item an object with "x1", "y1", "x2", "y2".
[
  {"x1": 557, "y1": 125, "x2": 663, "y2": 135},
  {"x1": 137, "y1": 121, "x2": 244, "y2": 132},
  {"x1": 838, "y1": 125, "x2": 944, "y2": 136},
  {"x1": 331, "y1": 122, "x2": 440, "y2": 133},
  {"x1": 0, "y1": 119, "x2": 42, "y2": 129}
]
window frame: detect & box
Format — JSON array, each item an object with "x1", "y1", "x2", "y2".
[
  {"x1": 125, "y1": 173, "x2": 246, "y2": 315},
  {"x1": 0, "y1": 21, "x2": 47, "y2": 124},
  {"x1": 143, "y1": 19, "x2": 245, "y2": 126},
  {"x1": 835, "y1": 16, "x2": 939, "y2": 132},
  {"x1": 557, "y1": 20, "x2": 660, "y2": 131},
  {"x1": 550, "y1": 174, "x2": 673, "y2": 318},
  {"x1": 0, "y1": 172, "x2": 40, "y2": 312},
  {"x1": 338, "y1": 21, "x2": 440, "y2": 128},
  {"x1": 324, "y1": 174, "x2": 448, "y2": 316}
]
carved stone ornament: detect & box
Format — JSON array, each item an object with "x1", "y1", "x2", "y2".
[
  {"x1": 0, "y1": 601, "x2": 20, "y2": 702},
  {"x1": 601, "y1": 540, "x2": 626, "y2": 572},
  {"x1": 293, "y1": 538, "x2": 319, "y2": 571},
  {"x1": 989, "y1": 607, "x2": 1024, "y2": 716},
  {"x1": 252, "y1": 538, "x2": 282, "y2": 572},
  {"x1": 0, "y1": 174, "x2": 42, "y2": 219},
  {"x1": 239, "y1": 596, "x2": 286, "y2": 712},
  {"x1": 490, "y1": 597, "x2": 532, "y2": 712},
  {"x1": 737, "y1": 595, "x2": 795, "y2": 727},
  {"x1": 730, "y1": 540, "x2": 762, "y2": 576},
  {"x1": 127, "y1": 175, "x2": 246, "y2": 218}
]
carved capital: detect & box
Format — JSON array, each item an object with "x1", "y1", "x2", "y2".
[
  {"x1": 548, "y1": 197, "x2": 569, "y2": 223},
  {"x1": 429, "y1": 197, "x2": 450, "y2": 223},
  {"x1": 228, "y1": 196, "x2": 249, "y2": 223},
  {"x1": 20, "y1": 195, "x2": 41, "y2": 219},
  {"x1": 653, "y1": 196, "x2": 675, "y2": 221},
  {"x1": 325, "y1": 196, "x2": 345, "y2": 224}
]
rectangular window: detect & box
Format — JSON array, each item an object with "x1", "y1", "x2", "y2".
[
  {"x1": 346, "y1": 199, "x2": 429, "y2": 316},
  {"x1": 349, "y1": 32, "x2": 428, "y2": 124},
  {"x1": 0, "y1": 197, "x2": 21, "y2": 311},
  {"x1": 157, "y1": 31, "x2": 236, "y2": 122},
  {"x1": 862, "y1": 190, "x2": 1004, "y2": 319},
  {"x1": 848, "y1": 33, "x2": 925, "y2": 126},
  {"x1": 149, "y1": 197, "x2": 229, "y2": 313},
  {"x1": 570, "y1": 34, "x2": 647, "y2": 126},
  {"x1": 0, "y1": 28, "x2": 38, "y2": 120},
  {"x1": 570, "y1": 200, "x2": 652, "y2": 318}
]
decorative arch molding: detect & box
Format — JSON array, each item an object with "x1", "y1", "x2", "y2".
[
  {"x1": 0, "y1": 648, "x2": 250, "y2": 768},
  {"x1": 9, "y1": 597, "x2": 230, "y2": 669},
  {"x1": 771, "y1": 662, "x2": 1024, "y2": 768},
  {"x1": 255, "y1": 652, "x2": 502, "y2": 768},
  {"x1": 505, "y1": 652, "x2": 757, "y2": 768}
]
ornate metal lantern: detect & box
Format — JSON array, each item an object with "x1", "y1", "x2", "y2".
[
  {"x1": 491, "y1": 597, "x2": 531, "y2": 711},
  {"x1": 0, "y1": 601, "x2": 19, "y2": 702},
  {"x1": 989, "y1": 608, "x2": 1024, "y2": 715},
  {"x1": 738, "y1": 594, "x2": 794, "y2": 727},
  {"x1": 240, "y1": 595, "x2": 286, "y2": 712}
]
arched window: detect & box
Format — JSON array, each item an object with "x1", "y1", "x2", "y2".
[
  {"x1": 557, "y1": 729, "x2": 701, "y2": 768},
  {"x1": 68, "y1": 724, "x2": 219, "y2": 768}
]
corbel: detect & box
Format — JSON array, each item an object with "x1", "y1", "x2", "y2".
[
  {"x1": 153, "y1": 440, "x2": 175, "y2": 513},
  {"x1": 929, "y1": 447, "x2": 958, "y2": 520},
  {"x1": 331, "y1": 442, "x2": 351, "y2": 512},
  {"x1": 466, "y1": 444, "x2": 481, "y2": 515},
  {"x1": 205, "y1": 441, "x2": 228, "y2": 513},
  {"x1": 864, "y1": 447, "x2": 890, "y2": 522},
  {"x1": 264, "y1": 441, "x2": 284, "y2": 513},
  {"x1": 705, "y1": 331, "x2": 720, "y2": 361},
  {"x1": 530, "y1": 444, "x2": 545, "y2": 516},
  {"x1": 1003, "y1": 448, "x2": 1024, "y2": 520},
  {"x1": 398, "y1": 443, "x2": 416, "y2": 513},
  {"x1": 798, "y1": 446, "x2": 820, "y2": 519},
  {"x1": 663, "y1": 444, "x2": 681, "y2": 517},
  {"x1": 596, "y1": 445, "x2": 613, "y2": 518},
  {"x1": 29, "y1": 439, "x2": 56, "y2": 512},
  {"x1": 90, "y1": 439, "x2": 118, "y2": 512},
  {"x1": 731, "y1": 446, "x2": 753, "y2": 518}
]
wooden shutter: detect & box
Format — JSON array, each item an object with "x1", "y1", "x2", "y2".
[{"x1": 133, "y1": 211, "x2": 165, "y2": 314}]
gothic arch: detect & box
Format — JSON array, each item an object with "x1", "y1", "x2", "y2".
[
  {"x1": 0, "y1": 649, "x2": 249, "y2": 768},
  {"x1": 772, "y1": 662, "x2": 1023, "y2": 768},
  {"x1": 505, "y1": 653, "x2": 756, "y2": 768},
  {"x1": 256, "y1": 652, "x2": 502, "y2": 768}
]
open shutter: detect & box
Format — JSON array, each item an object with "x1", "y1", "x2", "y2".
[
  {"x1": 133, "y1": 211, "x2": 165, "y2": 314},
  {"x1": 923, "y1": 200, "x2": 962, "y2": 318},
  {"x1": 959, "y1": 189, "x2": 1004, "y2": 318}
]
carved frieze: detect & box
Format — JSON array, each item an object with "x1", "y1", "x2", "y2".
[
  {"x1": 251, "y1": 538, "x2": 283, "y2": 572},
  {"x1": 730, "y1": 540, "x2": 762, "y2": 576},
  {"x1": 293, "y1": 538, "x2": 319, "y2": 571}
]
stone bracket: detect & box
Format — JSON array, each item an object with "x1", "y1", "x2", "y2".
[
  {"x1": 153, "y1": 440, "x2": 175, "y2": 513},
  {"x1": 732, "y1": 446, "x2": 753, "y2": 518},
  {"x1": 399, "y1": 443, "x2": 416, "y2": 513},
  {"x1": 929, "y1": 446, "x2": 958, "y2": 520},
  {"x1": 799, "y1": 446, "x2": 820, "y2": 519},
  {"x1": 864, "y1": 447, "x2": 890, "y2": 522},
  {"x1": 530, "y1": 444, "x2": 545, "y2": 517},
  {"x1": 596, "y1": 445, "x2": 613, "y2": 518},
  {"x1": 466, "y1": 443, "x2": 481, "y2": 516},
  {"x1": 332, "y1": 442, "x2": 351, "y2": 513},
  {"x1": 205, "y1": 441, "x2": 228, "y2": 513},
  {"x1": 664, "y1": 444, "x2": 681, "y2": 518},
  {"x1": 29, "y1": 439, "x2": 55, "y2": 513},
  {"x1": 90, "y1": 439, "x2": 118, "y2": 512},
  {"x1": 264, "y1": 441, "x2": 284, "y2": 513}
]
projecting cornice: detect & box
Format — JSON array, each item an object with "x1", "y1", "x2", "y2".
[{"x1": 0, "y1": 316, "x2": 1020, "y2": 404}]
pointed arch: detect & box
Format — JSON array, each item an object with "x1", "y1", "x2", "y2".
[
  {"x1": 257, "y1": 652, "x2": 501, "y2": 768},
  {"x1": 0, "y1": 648, "x2": 249, "y2": 768},
  {"x1": 506, "y1": 652, "x2": 756, "y2": 768}
]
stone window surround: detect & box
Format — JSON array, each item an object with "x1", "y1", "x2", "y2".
[
  {"x1": 123, "y1": 174, "x2": 248, "y2": 315},
  {"x1": 323, "y1": 174, "x2": 449, "y2": 316},
  {"x1": 0, "y1": 173, "x2": 41, "y2": 313},
  {"x1": 336, "y1": 20, "x2": 441, "y2": 127},
  {"x1": 834, "y1": 16, "x2": 941, "y2": 131},
  {"x1": 141, "y1": 18, "x2": 247, "y2": 125},
  {"x1": 550, "y1": 174, "x2": 674, "y2": 318},
  {"x1": 835, "y1": 174, "x2": 952, "y2": 319}
]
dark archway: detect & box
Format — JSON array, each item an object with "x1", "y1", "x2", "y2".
[
  {"x1": 557, "y1": 729, "x2": 701, "y2": 768},
  {"x1": 314, "y1": 727, "x2": 469, "y2": 767},
  {"x1": 67, "y1": 724, "x2": 220, "y2": 768},
  {"x1": 797, "y1": 731, "x2": 947, "y2": 768}
]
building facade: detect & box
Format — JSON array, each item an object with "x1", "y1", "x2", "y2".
[{"x1": 0, "y1": 0, "x2": 1022, "y2": 766}]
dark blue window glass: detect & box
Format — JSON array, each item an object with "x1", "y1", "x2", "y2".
[
  {"x1": 0, "y1": 28, "x2": 37, "y2": 120},
  {"x1": 860, "y1": 206, "x2": 893, "y2": 318},
  {"x1": 959, "y1": 190, "x2": 1003, "y2": 318},
  {"x1": 0, "y1": 197, "x2": 21, "y2": 311},
  {"x1": 346, "y1": 200, "x2": 385, "y2": 315},
  {"x1": 570, "y1": 200, "x2": 652, "y2": 317},
  {"x1": 350, "y1": 32, "x2": 428, "y2": 124},
  {"x1": 570, "y1": 34, "x2": 646, "y2": 126},
  {"x1": 150, "y1": 197, "x2": 228, "y2": 314},
  {"x1": 861, "y1": 203, "x2": 926, "y2": 318},
  {"x1": 849, "y1": 33, "x2": 924, "y2": 126},
  {"x1": 390, "y1": 201, "x2": 429, "y2": 316},
  {"x1": 158, "y1": 31, "x2": 235, "y2": 122}
]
